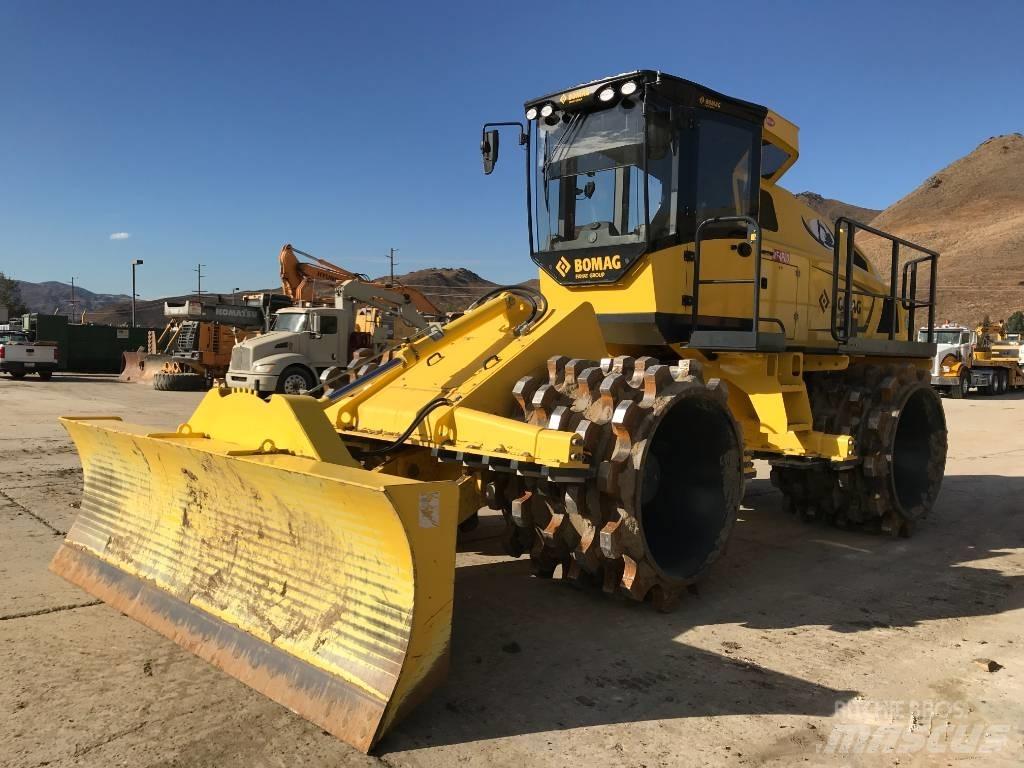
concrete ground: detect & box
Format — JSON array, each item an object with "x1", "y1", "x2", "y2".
[{"x1": 1, "y1": 373, "x2": 1021, "y2": 767}]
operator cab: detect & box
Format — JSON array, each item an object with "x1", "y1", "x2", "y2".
[
  {"x1": 484, "y1": 71, "x2": 775, "y2": 286},
  {"x1": 920, "y1": 326, "x2": 972, "y2": 346}
]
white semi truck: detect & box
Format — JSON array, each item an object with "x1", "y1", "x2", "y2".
[
  {"x1": 225, "y1": 280, "x2": 437, "y2": 395},
  {"x1": 922, "y1": 323, "x2": 1024, "y2": 397}
]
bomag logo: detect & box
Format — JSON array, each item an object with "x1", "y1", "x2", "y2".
[
  {"x1": 698, "y1": 94, "x2": 722, "y2": 110},
  {"x1": 575, "y1": 255, "x2": 621, "y2": 272},
  {"x1": 554, "y1": 254, "x2": 622, "y2": 279},
  {"x1": 559, "y1": 86, "x2": 595, "y2": 105}
]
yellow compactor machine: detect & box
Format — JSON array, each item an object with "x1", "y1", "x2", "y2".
[{"x1": 53, "y1": 71, "x2": 948, "y2": 752}]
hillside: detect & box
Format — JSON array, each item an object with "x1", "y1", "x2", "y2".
[
  {"x1": 795, "y1": 192, "x2": 880, "y2": 225},
  {"x1": 17, "y1": 280, "x2": 131, "y2": 316},
  {"x1": 379, "y1": 267, "x2": 496, "y2": 313},
  {"x1": 860, "y1": 133, "x2": 1024, "y2": 324},
  {"x1": 380, "y1": 267, "x2": 540, "y2": 313}
]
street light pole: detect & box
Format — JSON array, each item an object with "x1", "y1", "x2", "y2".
[{"x1": 131, "y1": 259, "x2": 144, "y2": 327}]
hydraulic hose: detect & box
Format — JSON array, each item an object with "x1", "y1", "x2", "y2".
[
  {"x1": 359, "y1": 396, "x2": 454, "y2": 456},
  {"x1": 467, "y1": 285, "x2": 548, "y2": 334}
]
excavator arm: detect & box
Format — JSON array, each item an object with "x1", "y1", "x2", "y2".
[
  {"x1": 278, "y1": 243, "x2": 441, "y2": 316},
  {"x1": 336, "y1": 280, "x2": 436, "y2": 335}
]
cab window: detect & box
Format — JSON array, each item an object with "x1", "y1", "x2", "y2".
[
  {"x1": 761, "y1": 142, "x2": 789, "y2": 179},
  {"x1": 759, "y1": 189, "x2": 778, "y2": 232},
  {"x1": 320, "y1": 315, "x2": 338, "y2": 335},
  {"x1": 694, "y1": 113, "x2": 760, "y2": 238}
]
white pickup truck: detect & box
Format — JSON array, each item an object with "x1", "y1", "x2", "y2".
[{"x1": 0, "y1": 330, "x2": 58, "y2": 380}]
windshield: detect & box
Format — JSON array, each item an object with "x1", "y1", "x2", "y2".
[
  {"x1": 534, "y1": 101, "x2": 677, "y2": 252},
  {"x1": 921, "y1": 329, "x2": 966, "y2": 345},
  {"x1": 0, "y1": 332, "x2": 27, "y2": 344},
  {"x1": 272, "y1": 313, "x2": 307, "y2": 333}
]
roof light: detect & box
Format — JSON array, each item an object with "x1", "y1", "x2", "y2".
[
  {"x1": 525, "y1": 107, "x2": 538, "y2": 120},
  {"x1": 620, "y1": 81, "x2": 638, "y2": 96},
  {"x1": 540, "y1": 103, "x2": 554, "y2": 117},
  {"x1": 598, "y1": 87, "x2": 615, "y2": 102}
]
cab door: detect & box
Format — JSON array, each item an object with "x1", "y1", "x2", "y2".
[
  {"x1": 687, "y1": 111, "x2": 763, "y2": 330},
  {"x1": 310, "y1": 311, "x2": 341, "y2": 366}
]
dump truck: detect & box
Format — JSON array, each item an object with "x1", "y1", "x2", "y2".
[
  {"x1": 225, "y1": 279, "x2": 436, "y2": 394},
  {"x1": 923, "y1": 321, "x2": 1024, "y2": 396},
  {"x1": 53, "y1": 71, "x2": 948, "y2": 752}
]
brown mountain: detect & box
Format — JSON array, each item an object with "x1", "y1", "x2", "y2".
[
  {"x1": 379, "y1": 267, "x2": 496, "y2": 313},
  {"x1": 16, "y1": 280, "x2": 131, "y2": 317},
  {"x1": 860, "y1": 133, "x2": 1024, "y2": 325},
  {"x1": 381, "y1": 267, "x2": 540, "y2": 313},
  {"x1": 794, "y1": 192, "x2": 881, "y2": 225}
]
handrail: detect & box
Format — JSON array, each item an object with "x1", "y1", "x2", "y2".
[{"x1": 831, "y1": 217, "x2": 939, "y2": 344}]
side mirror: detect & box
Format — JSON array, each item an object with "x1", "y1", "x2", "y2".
[
  {"x1": 481, "y1": 129, "x2": 499, "y2": 175},
  {"x1": 308, "y1": 314, "x2": 320, "y2": 336}
]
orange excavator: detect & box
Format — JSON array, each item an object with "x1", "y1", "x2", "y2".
[{"x1": 278, "y1": 244, "x2": 440, "y2": 316}]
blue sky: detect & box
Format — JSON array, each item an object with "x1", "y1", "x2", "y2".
[{"x1": 1, "y1": 0, "x2": 1021, "y2": 298}]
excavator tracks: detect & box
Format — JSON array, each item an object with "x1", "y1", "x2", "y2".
[
  {"x1": 771, "y1": 362, "x2": 947, "y2": 536},
  {"x1": 491, "y1": 355, "x2": 744, "y2": 611}
]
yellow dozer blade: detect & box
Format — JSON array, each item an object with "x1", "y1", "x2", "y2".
[{"x1": 51, "y1": 391, "x2": 457, "y2": 753}]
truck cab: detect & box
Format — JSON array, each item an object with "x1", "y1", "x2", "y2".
[
  {"x1": 921, "y1": 324, "x2": 974, "y2": 397},
  {"x1": 225, "y1": 280, "x2": 435, "y2": 395}
]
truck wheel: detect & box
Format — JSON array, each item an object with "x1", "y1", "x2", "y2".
[
  {"x1": 983, "y1": 373, "x2": 997, "y2": 396},
  {"x1": 276, "y1": 366, "x2": 315, "y2": 395},
  {"x1": 37, "y1": 371, "x2": 53, "y2": 381},
  {"x1": 948, "y1": 371, "x2": 968, "y2": 399},
  {"x1": 999, "y1": 369, "x2": 1009, "y2": 394},
  {"x1": 153, "y1": 372, "x2": 207, "y2": 391}
]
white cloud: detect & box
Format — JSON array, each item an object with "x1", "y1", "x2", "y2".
[{"x1": 109, "y1": 232, "x2": 131, "y2": 240}]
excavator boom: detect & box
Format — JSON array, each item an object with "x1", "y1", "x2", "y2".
[{"x1": 278, "y1": 243, "x2": 440, "y2": 316}]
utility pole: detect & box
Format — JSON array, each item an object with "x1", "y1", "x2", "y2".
[
  {"x1": 387, "y1": 248, "x2": 398, "y2": 286},
  {"x1": 195, "y1": 264, "x2": 206, "y2": 298},
  {"x1": 69, "y1": 276, "x2": 79, "y2": 323},
  {"x1": 233, "y1": 287, "x2": 240, "y2": 305},
  {"x1": 131, "y1": 259, "x2": 144, "y2": 327}
]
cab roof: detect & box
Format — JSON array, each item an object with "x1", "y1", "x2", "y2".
[{"x1": 525, "y1": 70, "x2": 799, "y2": 184}]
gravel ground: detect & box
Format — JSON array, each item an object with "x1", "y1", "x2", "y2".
[{"x1": 1, "y1": 373, "x2": 1021, "y2": 767}]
